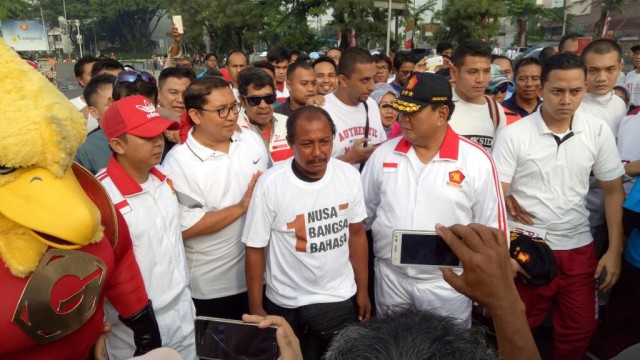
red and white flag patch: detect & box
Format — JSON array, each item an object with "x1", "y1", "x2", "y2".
[{"x1": 382, "y1": 162, "x2": 398, "y2": 173}]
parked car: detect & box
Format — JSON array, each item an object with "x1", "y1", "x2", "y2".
[{"x1": 515, "y1": 47, "x2": 543, "y2": 61}]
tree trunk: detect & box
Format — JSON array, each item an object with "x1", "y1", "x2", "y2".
[
  {"x1": 594, "y1": 7, "x2": 608, "y2": 38},
  {"x1": 516, "y1": 18, "x2": 527, "y2": 48}
]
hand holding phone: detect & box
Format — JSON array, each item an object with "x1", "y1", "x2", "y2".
[
  {"x1": 172, "y1": 15, "x2": 184, "y2": 35},
  {"x1": 196, "y1": 317, "x2": 279, "y2": 360},
  {"x1": 391, "y1": 230, "x2": 460, "y2": 267},
  {"x1": 426, "y1": 56, "x2": 444, "y2": 68}
]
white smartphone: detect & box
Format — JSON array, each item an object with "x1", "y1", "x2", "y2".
[
  {"x1": 391, "y1": 230, "x2": 460, "y2": 267},
  {"x1": 425, "y1": 55, "x2": 444, "y2": 68},
  {"x1": 195, "y1": 316, "x2": 279, "y2": 360},
  {"x1": 172, "y1": 15, "x2": 184, "y2": 34}
]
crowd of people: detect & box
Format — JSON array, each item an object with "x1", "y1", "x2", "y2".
[{"x1": 20, "y1": 25, "x2": 640, "y2": 360}]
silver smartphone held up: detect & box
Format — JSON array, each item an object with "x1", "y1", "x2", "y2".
[
  {"x1": 172, "y1": 15, "x2": 184, "y2": 34},
  {"x1": 391, "y1": 229, "x2": 460, "y2": 268},
  {"x1": 195, "y1": 316, "x2": 279, "y2": 360}
]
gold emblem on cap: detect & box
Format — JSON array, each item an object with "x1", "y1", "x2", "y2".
[
  {"x1": 432, "y1": 97, "x2": 447, "y2": 101},
  {"x1": 390, "y1": 99, "x2": 421, "y2": 112},
  {"x1": 401, "y1": 90, "x2": 414, "y2": 97}
]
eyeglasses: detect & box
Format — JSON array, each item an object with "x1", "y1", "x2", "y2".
[
  {"x1": 376, "y1": 65, "x2": 390, "y2": 71},
  {"x1": 196, "y1": 103, "x2": 241, "y2": 118},
  {"x1": 241, "y1": 93, "x2": 277, "y2": 107},
  {"x1": 486, "y1": 83, "x2": 510, "y2": 95},
  {"x1": 115, "y1": 70, "x2": 156, "y2": 85}
]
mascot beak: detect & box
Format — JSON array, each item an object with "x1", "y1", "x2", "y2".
[{"x1": 0, "y1": 168, "x2": 101, "y2": 249}]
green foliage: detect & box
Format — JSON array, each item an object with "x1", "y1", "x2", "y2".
[
  {"x1": 0, "y1": 0, "x2": 32, "y2": 20},
  {"x1": 505, "y1": 0, "x2": 553, "y2": 47},
  {"x1": 433, "y1": 0, "x2": 506, "y2": 45},
  {"x1": 330, "y1": 0, "x2": 389, "y2": 49}
]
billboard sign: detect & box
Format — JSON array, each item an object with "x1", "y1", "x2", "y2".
[{"x1": 1, "y1": 20, "x2": 49, "y2": 51}]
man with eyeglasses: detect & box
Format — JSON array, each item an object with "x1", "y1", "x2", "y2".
[
  {"x1": 162, "y1": 76, "x2": 267, "y2": 321},
  {"x1": 373, "y1": 54, "x2": 392, "y2": 84},
  {"x1": 390, "y1": 53, "x2": 415, "y2": 93},
  {"x1": 237, "y1": 67, "x2": 293, "y2": 164}
]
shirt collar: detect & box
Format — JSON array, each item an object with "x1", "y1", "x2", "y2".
[
  {"x1": 393, "y1": 125, "x2": 460, "y2": 161},
  {"x1": 533, "y1": 106, "x2": 585, "y2": 135},
  {"x1": 105, "y1": 156, "x2": 166, "y2": 196},
  {"x1": 186, "y1": 128, "x2": 240, "y2": 161}
]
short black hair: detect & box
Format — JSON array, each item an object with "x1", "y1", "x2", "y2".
[
  {"x1": 581, "y1": 38, "x2": 622, "y2": 63},
  {"x1": 436, "y1": 42, "x2": 453, "y2": 55},
  {"x1": 238, "y1": 67, "x2": 275, "y2": 96},
  {"x1": 74, "y1": 56, "x2": 98, "y2": 78},
  {"x1": 514, "y1": 57, "x2": 542, "y2": 77},
  {"x1": 492, "y1": 55, "x2": 513, "y2": 70},
  {"x1": 184, "y1": 76, "x2": 232, "y2": 112},
  {"x1": 252, "y1": 61, "x2": 276, "y2": 75},
  {"x1": 90, "y1": 58, "x2": 124, "y2": 77},
  {"x1": 452, "y1": 39, "x2": 492, "y2": 68},
  {"x1": 83, "y1": 74, "x2": 115, "y2": 107},
  {"x1": 287, "y1": 60, "x2": 314, "y2": 79},
  {"x1": 328, "y1": 47, "x2": 342, "y2": 54},
  {"x1": 290, "y1": 50, "x2": 301, "y2": 60},
  {"x1": 538, "y1": 46, "x2": 558, "y2": 65},
  {"x1": 267, "y1": 47, "x2": 290, "y2": 64},
  {"x1": 204, "y1": 53, "x2": 218, "y2": 61},
  {"x1": 313, "y1": 56, "x2": 337, "y2": 73},
  {"x1": 541, "y1": 52, "x2": 586, "y2": 86},
  {"x1": 286, "y1": 105, "x2": 336, "y2": 143},
  {"x1": 158, "y1": 67, "x2": 196, "y2": 89},
  {"x1": 338, "y1": 46, "x2": 374, "y2": 77},
  {"x1": 202, "y1": 69, "x2": 224, "y2": 78},
  {"x1": 113, "y1": 74, "x2": 159, "y2": 104},
  {"x1": 373, "y1": 53, "x2": 392, "y2": 69},
  {"x1": 392, "y1": 52, "x2": 415, "y2": 71},
  {"x1": 558, "y1": 33, "x2": 581, "y2": 52}
]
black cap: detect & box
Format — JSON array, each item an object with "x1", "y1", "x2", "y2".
[
  {"x1": 631, "y1": 44, "x2": 640, "y2": 54},
  {"x1": 388, "y1": 72, "x2": 452, "y2": 113},
  {"x1": 510, "y1": 232, "x2": 557, "y2": 286}
]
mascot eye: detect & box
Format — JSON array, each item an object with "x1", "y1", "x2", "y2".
[{"x1": 0, "y1": 166, "x2": 17, "y2": 175}]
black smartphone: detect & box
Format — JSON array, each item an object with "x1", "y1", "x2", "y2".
[
  {"x1": 195, "y1": 316, "x2": 279, "y2": 360},
  {"x1": 391, "y1": 230, "x2": 460, "y2": 267}
]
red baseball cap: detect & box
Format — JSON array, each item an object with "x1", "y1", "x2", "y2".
[{"x1": 102, "y1": 95, "x2": 179, "y2": 139}]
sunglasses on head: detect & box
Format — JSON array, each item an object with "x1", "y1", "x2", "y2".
[
  {"x1": 486, "y1": 82, "x2": 509, "y2": 95},
  {"x1": 241, "y1": 93, "x2": 277, "y2": 106},
  {"x1": 115, "y1": 71, "x2": 156, "y2": 85}
]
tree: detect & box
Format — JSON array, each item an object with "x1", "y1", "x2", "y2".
[
  {"x1": 506, "y1": 0, "x2": 553, "y2": 47},
  {"x1": 90, "y1": 0, "x2": 168, "y2": 53},
  {"x1": 0, "y1": 0, "x2": 31, "y2": 20},
  {"x1": 433, "y1": 0, "x2": 506, "y2": 44},
  {"x1": 329, "y1": 0, "x2": 388, "y2": 49},
  {"x1": 403, "y1": 0, "x2": 436, "y2": 48},
  {"x1": 579, "y1": 0, "x2": 638, "y2": 38}
]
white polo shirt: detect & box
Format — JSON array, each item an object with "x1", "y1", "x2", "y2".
[
  {"x1": 617, "y1": 113, "x2": 640, "y2": 194},
  {"x1": 493, "y1": 107, "x2": 625, "y2": 250},
  {"x1": 449, "y1": 89, "x2": 506, "y2": 152},
  {"x1": 323, "y1": 93, "x2": 387, "y2": 164},
  {"x1": 162, "y1": 129, "x2": 268, "y2": 299},
  {"x1": 361, "y1": 126, "x2": 507, "y2": 280},
  {"x1": 581, "y1": 91, "x2": 627, "y2": 227},
  {"x1": 242, "y1": 158, "x2": 367, "y2": 308},
  {"x1": 97, "y1": 158, "x2": 195, "y2": 360},
  {"x1": 237, "y1": 112, "x2": 293, "y2": 165}
]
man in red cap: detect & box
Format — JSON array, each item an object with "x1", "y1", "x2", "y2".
[{"x1": 96, "y1": 95, "x2": 197, "y2": 359}]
